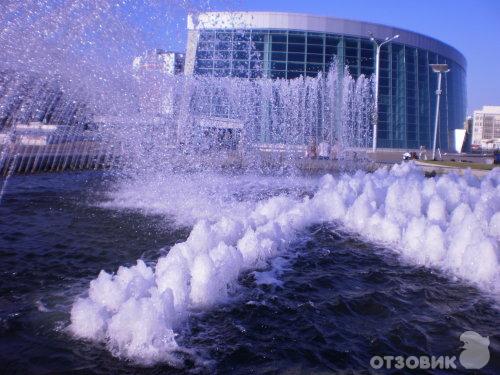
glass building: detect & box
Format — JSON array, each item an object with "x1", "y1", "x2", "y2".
[{"x1": 184, "y1": 12, "x2": 467, "y2": 150}]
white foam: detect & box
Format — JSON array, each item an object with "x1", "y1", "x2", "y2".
[
  {"x1": 71, "y1": 164, "x2": 500, "y2": 365},
  {"x1": 101, "y1": 172, "x2": 318, "y2": 225}
]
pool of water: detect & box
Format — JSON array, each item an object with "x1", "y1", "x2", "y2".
[{"x1": 0, "y1": 172, "x2": 498, "y2": 374}]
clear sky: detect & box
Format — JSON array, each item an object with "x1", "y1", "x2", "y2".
[{"x1": 143, "y1": 0, "x2": 500, "y2": 114}]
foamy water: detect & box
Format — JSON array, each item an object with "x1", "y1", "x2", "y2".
[
  {"x1": 100, "y1": 172, "x2": 320, "y2": 225},
  {"x1": 70, "y1": 164, "x2": 500, "y2": 365}
]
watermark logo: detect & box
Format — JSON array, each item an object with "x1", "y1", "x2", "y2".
[
  {"x1": 459, "y1": 331, "x2": 490, "y2": 369},
  {"x1": 370, "y1": 330, "x2": 490, "y2": 370}
]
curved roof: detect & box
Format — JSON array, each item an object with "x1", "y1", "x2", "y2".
[{"x1": 188, "y1": 11, "x2": 466, "y2": 70}]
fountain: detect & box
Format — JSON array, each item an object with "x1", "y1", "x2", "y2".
[
  {"x1": 0, "y1": 1, "x2": 375, "y2": 181},
  {"x1": 0, "y1": 1, "x2": 498, "y2": 373},
  {"x1": 0, "y1": 64, "x2": 375, "y2": 177},
  {"x1": 106, "y1": 65, "x2": 375, "y2": 178}
]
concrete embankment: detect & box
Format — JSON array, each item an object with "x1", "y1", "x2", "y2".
[{"x1": 0, "y1": 142, "x2": 119, "y2": 176}]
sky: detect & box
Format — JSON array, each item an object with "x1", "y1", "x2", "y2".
[{"x1": 145, "y1": 0, "x2": 500, "y2": 115}]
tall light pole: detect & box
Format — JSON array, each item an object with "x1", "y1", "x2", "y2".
[
  {"x1": 430, "y1": 64, "x2": 450, "y2": 160},
  {"x1": 370, "y1": 33, "x2": 399, "y2": 152}
]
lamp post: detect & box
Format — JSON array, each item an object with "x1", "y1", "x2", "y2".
[
  {"x1": 370, "y1": 33, "x2": 399, "y2": 152},
  {"x1": 430, "y1": 64, "x2": 450, "y2": 160}
]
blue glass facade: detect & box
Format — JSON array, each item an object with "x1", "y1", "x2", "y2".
[{"x1": 192, "y1": 28, "x2": 466, "y2": 150}]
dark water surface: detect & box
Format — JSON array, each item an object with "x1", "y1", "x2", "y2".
[{"x1": 0, "y1": 172, "x2": 498, "y2": 374}]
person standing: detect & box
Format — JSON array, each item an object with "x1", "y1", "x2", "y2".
[{"x1": 318, "y1": 140, "x2": 330, "y2": 160}]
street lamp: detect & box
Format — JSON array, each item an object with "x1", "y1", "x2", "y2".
[
  {"x1": 370, "y1": 33, "x2": 399, "y2": 152},
  {"x1": 430, "y1": 63, "x2": 450, "y2": 160}
]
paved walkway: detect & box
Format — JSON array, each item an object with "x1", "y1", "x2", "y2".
[{"x1": 413, "y1": 161, "x2": 495, "y2": 177}]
